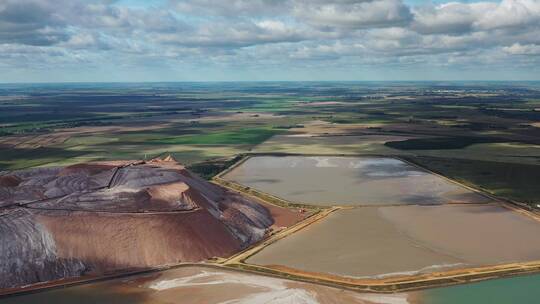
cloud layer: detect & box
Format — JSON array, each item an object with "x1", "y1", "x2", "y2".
[{"x1": 0, "y1": 0, "x2": 539, "y2": 81}]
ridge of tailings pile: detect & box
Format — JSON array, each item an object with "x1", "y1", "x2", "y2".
[{"x1": 0, "y1": 158, "x2": 273, "y2": 290}]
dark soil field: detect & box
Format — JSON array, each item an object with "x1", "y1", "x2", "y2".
[{"x1": 1, "y1": 82, "x2": 539, "y2": 207}]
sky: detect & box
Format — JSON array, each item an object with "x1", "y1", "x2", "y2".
[{"x1": 0, "y1": 0, "x2": 539, "y2": 82}]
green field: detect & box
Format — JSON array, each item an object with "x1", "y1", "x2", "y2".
[
  {"x1": 1, "y1": 82, "x2": 539, "y2": 207},
  {"x1": 405, "y1": 156, "x2": 540, "y2": 205},
  {"x1": 152, "y1": 128, "x2": 283, "y2": 145},
  {"x1": 0, "y1": 147, "x2": 87, "y2": 171}
]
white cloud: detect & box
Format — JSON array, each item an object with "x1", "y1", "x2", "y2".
[
  {"x1": 476, "y1": 0, "x2": 540, "y2": 30},
  {"x1": 412, "y1": 0, "x2": 540, "y2": 34},
  {"x1": 293, "y1": 0, "x2": 412, "y2": 29},
  {"x1": 0, "y1": 0, "x2": 539, "y2": 80},
  {"x1": 172, "y1": 0, "x2": 289, "y2": 17},
  {"x1": 503, "y1": 43, "x2": 540, "y2": 55},
  {"x1": 412, "y1": 2, "x2": 493, "y2": 34},
  {"x1": 154, "y1": 20, "x2": 308, "y2": 48}
]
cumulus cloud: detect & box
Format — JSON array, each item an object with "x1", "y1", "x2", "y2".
[
  {"x1": 0, "y1": 0, "x2": 69, "y2": 45},
  {"x1": 172, "y1": 0, "x2": 289, "y2": 17},
  {"x1": 503, "y1": 43, "x2": 540, "y2": 55},
  {"x1": 61, "y1": 32, "x2": 112, "y2": 50},
  {"x1": 411, "y1": 2, "x2": 491, "y2": 35},
  {"x1": 476, "y1": 0, "x2": 540, "y2": 30},
  {"x1": 412, "y1": 0, "x2": 540, "y2": 34},
  {"x1": 293, "y1": 0, "x2": 413, "y2": 29},
  {"x1": 0, "y1": 0, "x2": 539, "y2": 80},
  {"x1": 155, "y1": 20, "x2": 307, "y2": 48}
]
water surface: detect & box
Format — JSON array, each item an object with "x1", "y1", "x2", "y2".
[
  {"x1": 246, "y1": 205, "x2": 540, "y2": 278},
  {"x1": 224, "y1": 156, "x2": 491, "y2": 206},
  {"x1": 416, "y1": 273, "x2": 540, "y2": 304}
]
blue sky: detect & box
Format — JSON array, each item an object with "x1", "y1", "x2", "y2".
[{"x1": 0, "y1": 0, "x2": 539, "y2": 82}]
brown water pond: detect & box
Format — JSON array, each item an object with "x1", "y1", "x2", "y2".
[
  {"x1": 223, "y1": 156, "x2": 490, "y2": 206},
  {"x1": 246, "y1": 205, "x2": 540, "y2": 278}
]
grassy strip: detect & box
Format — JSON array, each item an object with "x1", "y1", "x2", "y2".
[
  {"x1": 151, "y1": 127, "x2": 282, "y2": 145},
  {"x1": 385, "y1": 137, "x2": 505, "y2": 150},
  {"x1": 187, "y1": 155, "x2": 244, "y2": 180},
  {"x1": 0, "y1": 147, "x2": 87, "y2": 171}
]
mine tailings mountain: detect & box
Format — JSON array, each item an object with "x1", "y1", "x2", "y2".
[{"x1": 0, "y1": 158, "x2": 275, "y2": 290}]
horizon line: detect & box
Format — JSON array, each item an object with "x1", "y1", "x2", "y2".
[{"x1": 1, "y1": 80, "x2": 540, "y2": 85}]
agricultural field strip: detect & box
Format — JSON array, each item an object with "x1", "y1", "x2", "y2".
[{"x1": 213, "y1": 153, "x2": 540, "y2": 291}]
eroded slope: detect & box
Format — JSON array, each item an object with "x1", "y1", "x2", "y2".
[{"x1": 0, "y1": 158, "x2": 276, "y2": 290}]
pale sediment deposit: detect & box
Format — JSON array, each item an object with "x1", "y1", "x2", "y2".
[
  {"x1": 0, "y1": 266, "x2": 406, "y2": 304},
  {"x1": 0, "y1": 158, "x2": 297, "y2": 290}
]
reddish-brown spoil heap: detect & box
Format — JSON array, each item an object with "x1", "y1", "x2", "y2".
[{"x1": 0, "y1": 157, "x2": 279, "y2": 290}]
